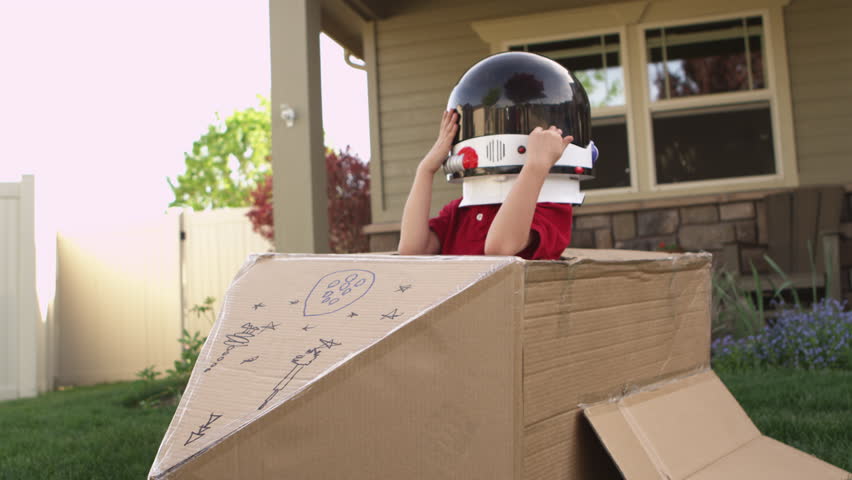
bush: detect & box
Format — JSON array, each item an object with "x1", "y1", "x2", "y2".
[
  {"x1": 712, "y1": 298, "x2": 852, "y2": 371},
  {"x1": 246, "y1": 148, "x2": 371, "y2": 253}
]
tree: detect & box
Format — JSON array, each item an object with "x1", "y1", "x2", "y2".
[
  {"x1": 247, "y1": 148, "x2": 372, "y2": 254},
  {"x1": 573, "y1": 69, "x2": 622, "y2": 108},
  {"x1": 168, "y1": 96, "x2": 271, "y2": 210},
  {"x1": 325, "y1": 148, "x2": 371, "y2": 253},
  {"x1": 652, "y1": 51, "x2": 762, "y2": 99}
]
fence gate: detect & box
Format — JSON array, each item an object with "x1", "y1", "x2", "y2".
[
  {"x1": 0, "y1": 176, "x2": 37, "y2": 400},
  {"x1": 180, "y1": 208, "x2": 273, "y2": 335}
]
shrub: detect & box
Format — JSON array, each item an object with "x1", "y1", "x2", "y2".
[
  {"x1": 246, "y1": 148, "x2": 371, "y2": 253},
  {"x1": 712, "y1": 298, "x2": 852, "y2": 371},
  {"x1": 246, "y1": 176, "x2": 273, "y2": 242}
]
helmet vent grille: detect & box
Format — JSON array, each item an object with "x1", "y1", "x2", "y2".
[{"x1": 486, "y1": 139, "x2": 505, "y2": 163}]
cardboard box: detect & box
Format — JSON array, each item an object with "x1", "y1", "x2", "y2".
[{"x1": 149, "y1": 250, "x2": 847, "y2": 479}]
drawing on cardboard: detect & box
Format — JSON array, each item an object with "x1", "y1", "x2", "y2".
[
  {"x1": 303, "y1": 270, "x2": 376, "y2": 316},
  {"x1": 203, "y1": 321, "x2": 279, "y2": 373},
  {"x1": 257, "y1": 338, "x2": 342, "y2": 410},
  {"x1": 148, "y1": 255, "x2": 530, "y2": 480},
  {"x1": 183, "y1": 413, "x2": 222, "y2": 447},
  {"x1": 381, "y1": 308, "x2": 403, "y2": 320}
]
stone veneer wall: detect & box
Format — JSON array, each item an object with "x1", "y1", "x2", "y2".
[
  {"x1": 365, "y1": 191, "x2": 852, "y2": 300},
  {"x1": 571, "y1": 201, "x2": 765, "y2": 271},
  {"x1": 570, "y1": 192, "x2": 852, "y2": 301}
]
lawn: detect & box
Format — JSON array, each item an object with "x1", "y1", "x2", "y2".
[
  {"x1": 718, "y1": 368, "x2": 852, "y2": 472},
  {"x1": 0, "y1": 382, "x2": 176, "y2": 480},
  {"x1": 0, "y1": 369, "x2": 849, "y2": 479}
]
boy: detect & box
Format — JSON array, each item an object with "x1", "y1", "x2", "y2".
[{"x1": 398, "y1": 111, "x2": 574, "y2": 260}]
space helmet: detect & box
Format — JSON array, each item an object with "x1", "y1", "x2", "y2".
[{"x1": 443, "y1": 51, "x2": 599, "y2": 206}]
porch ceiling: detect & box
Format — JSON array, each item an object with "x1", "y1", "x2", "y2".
[{"x1": 343, "y1": 0, "x2": 393, "y2": 20}]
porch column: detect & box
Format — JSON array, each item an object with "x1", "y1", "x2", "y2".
[{"x1": 269, "y1": 0, "x2": 329, "y2": 253}]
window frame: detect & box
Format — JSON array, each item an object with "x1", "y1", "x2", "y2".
[
  {"x1": 476, "y1": 0, "x2": 798, "y2": 204},
  {"x1": 508, "y1": 26, "x2": 638, "y2": 196},
  {"x1": 639, "y1": 10, "x2": 784, "y2": 192}
]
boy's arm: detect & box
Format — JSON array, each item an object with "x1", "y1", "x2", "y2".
[
  {"x1": 398, "y1": 111, "x2": 458, "y2": 255},
  {"x1": 484, "y1": 127, "x2": 571, "y2": 256}
]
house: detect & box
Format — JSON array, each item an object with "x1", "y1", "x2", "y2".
[{"x1": 269, "y1": 0, "x2": 852, "y2": 301}]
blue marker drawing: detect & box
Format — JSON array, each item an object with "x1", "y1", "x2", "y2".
[{"x1": 303, "y1": 269, "x2": 376, "y2": 316}]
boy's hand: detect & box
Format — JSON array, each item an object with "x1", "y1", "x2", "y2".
[
  {"x1": 420, "y1": 110, "x2": 458, "y2": 175},
  {"x1": 525, "y1": 126, "x2": 573, "y2": 176}
]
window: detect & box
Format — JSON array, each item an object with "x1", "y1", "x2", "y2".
[
  {"x1": 510, "y1": 34, "x2": 631, "y2": 190},
  {"x1": 475, "y1": 0, "x2": 798, "y2": 202},
  {"x1": 647, "y1": 17, "x2": 765, "y2": 100},
  {"x1": 646, "y1": 16, "x2": 775, "y2": 184}
]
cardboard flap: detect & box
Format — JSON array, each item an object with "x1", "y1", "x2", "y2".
[
  {"x1": 584, "y1": 370, "x2": 847, "y2": 479},
  {"x1": 149, "y1": 254, "x2": 519, "y2": 479},
  {"x1": 687, "y1": 436, "x2": 849, "y2": 480}
]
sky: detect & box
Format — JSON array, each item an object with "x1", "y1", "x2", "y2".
[
  {"x1": 0, "y1": 0, "x2": 369, "y2": 230},
  {"x1": 0, "y1": 1, "x2": 369, "y2": 317}
]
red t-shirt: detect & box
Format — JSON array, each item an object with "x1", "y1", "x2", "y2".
[{"x1": 428, "y1": 198, "x2": 573, "y2": 260}]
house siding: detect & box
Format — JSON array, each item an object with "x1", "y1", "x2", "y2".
[
  {"x1": 371, "y1": 0, "x2": 852, "y2": 224},
  {"x1": 785, "y1": 0, "x2": 852, "y2": 186}
]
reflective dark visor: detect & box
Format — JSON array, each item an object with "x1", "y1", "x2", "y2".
[{"x1": 447, "y1": 52, "x2": 592, "y2": 146}]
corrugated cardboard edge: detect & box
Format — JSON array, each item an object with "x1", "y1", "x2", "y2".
[
  {"x1": 582, "y1": 368, "x2": 850, "y2": 479},
  {"x1": 560, "y1": 248, "x2": 712, "y2": 267},
  {"x1": 149, "y1": 254, "x2": 522, "y2": 479}
]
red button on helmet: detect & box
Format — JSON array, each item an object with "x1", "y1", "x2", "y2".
[{"x1": 458, "y1": 146, "x2": 478, "y2": 169}]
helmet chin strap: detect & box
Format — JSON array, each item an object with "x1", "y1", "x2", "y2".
[{"x1": 459, "y1": 175, "x2": 586, "y2": 207}]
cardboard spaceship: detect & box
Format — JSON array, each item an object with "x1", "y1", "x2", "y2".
[{"x1": 149, "y1": 251, "x2": 847, "y2": 479}]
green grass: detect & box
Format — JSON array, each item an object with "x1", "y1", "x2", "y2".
[
  {"x1": 0, "y1": 381, "x2": 176, "y2": 480},
  {"x1": 718, "y1": 368, "x2": 852, "y2": 472},
  {"x1": 0, "y1": 370, "x2": 849, "y2": 478}
]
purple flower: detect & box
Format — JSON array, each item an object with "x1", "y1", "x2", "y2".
[{"x1": 712, "y1": 298, "x2": 852, "y2": 370}]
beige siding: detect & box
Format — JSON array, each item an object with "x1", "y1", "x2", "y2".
[
  {"x1": 373, "y1": 0, "x2": 593, "y2": 222},
  {"x1": 785, "y1": 0, "x2": 852, "y2": 185},
  {"x1": 371, "y1": 0, "x2": 852, "y2": 224}
]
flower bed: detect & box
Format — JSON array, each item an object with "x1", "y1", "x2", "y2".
[{"x1": 712, "y1": 298, "x2": 852, "y2": 371}]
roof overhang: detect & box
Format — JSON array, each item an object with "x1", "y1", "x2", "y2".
[{"x1": 321, "y1": 0, "x2": 391, "y2": 59}]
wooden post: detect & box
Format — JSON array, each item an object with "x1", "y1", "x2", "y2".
[
  {"x1": 269, "y1": 0, "x2": 329, "y2": 253},
  {"x1": 822, "y1": 232, "x2": 842, "y2": 300}
]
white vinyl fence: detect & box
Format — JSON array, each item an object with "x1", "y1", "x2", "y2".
[
  {"x1": 54, "y1": 208, "x2": 271, "y2": 386},
  {"x1": 0, "y1": 176, "x2": 39, "y2": 400},
  {"x1": 181, "y1": 208, "x2": 273, "y2": 335}
]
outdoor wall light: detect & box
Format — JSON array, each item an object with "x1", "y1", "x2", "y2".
[{"x1": 280, "y1": 104, "x2": 296, "y2": 128}]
